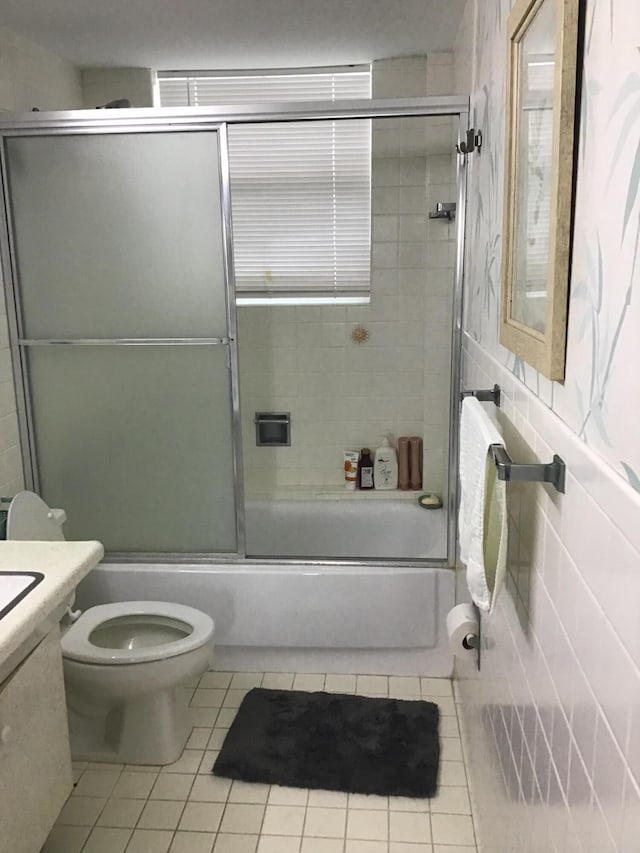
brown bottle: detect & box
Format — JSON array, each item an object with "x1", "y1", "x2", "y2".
[
  {"x1": 357, "y1": 448, "x2": 374, "y2": 489},
  {"x1": 409, "y1": 436, "x2": 423, "y2": 490},
  {"x1": 398, "y1": 437, "x2": 410, "y2": 490}
]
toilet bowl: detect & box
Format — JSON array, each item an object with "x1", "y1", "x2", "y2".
[{"x1": 6, "y1": 491, "x2": 215, "y2": 765}]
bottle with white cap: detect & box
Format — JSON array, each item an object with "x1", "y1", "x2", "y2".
[{"x1": 373, "y1": 435, "x2": 398, "y2": 490}]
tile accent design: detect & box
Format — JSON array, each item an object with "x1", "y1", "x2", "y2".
[
  {"x1": 453, "y1": 2, "x2": 640, "y2": 851},
  {"x1": 42, "y1": 670, "x2": 478, "y2": 852}
]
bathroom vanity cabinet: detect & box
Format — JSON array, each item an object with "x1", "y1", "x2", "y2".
[
  {"x1": 0, "y1": 627, "x2": 72, "y2": 853},
  {"x1": 0, "y1": 540, "x2": 104, "y2": 853}
]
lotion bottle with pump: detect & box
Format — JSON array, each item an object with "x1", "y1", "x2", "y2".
[{"x1": 373, "y1": 436, "x2": 399, "y2": 490}]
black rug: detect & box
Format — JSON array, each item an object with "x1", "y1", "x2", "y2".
[{"x1": 212, "y1": 687, "x2": 440, "y2": 798}]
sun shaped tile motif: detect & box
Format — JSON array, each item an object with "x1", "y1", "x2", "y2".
[{"x1": 350, "y1": 324, "x2": 369, "y2": 345}]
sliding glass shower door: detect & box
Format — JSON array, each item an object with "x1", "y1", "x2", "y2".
[{"x1": 3, "y1": 129, "x2": 239, "y2": 553}]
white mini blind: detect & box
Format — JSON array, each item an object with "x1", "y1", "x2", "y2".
[{"x1": 157, "y1": 69, "x2": 371, "y2": 303}]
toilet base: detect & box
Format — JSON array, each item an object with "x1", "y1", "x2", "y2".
[{"x1": 68, "y1": 685, "x2": 192, "y2": 765}]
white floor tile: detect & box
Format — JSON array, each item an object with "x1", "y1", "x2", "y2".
[
  {"x1": 220, "y1": 803, "x2": 266, "y2": 834},
  {"x1": 256, "y1": 837, "x2": 300, "y2": 853},
  {"x1": 211, "y1": 834, "x2": 258, "y2": 853},
  {"x1": 430, "y1": 813, "x2": 476, "y2": 846},
  {"x1": 228, "y1": 780, "x2": 270, "y2": 804},
  {"x1": 169, "y1": 830, "x2": 216, "y2": 852},
  {"x1": 125, "y1": 828, "x2": 174, "y2": 853},
  {"x1": 97, "y1": 798, "x2": 146, "y2": 828},
  {"x1": 188, "y1": 709, "x2": 220, "y2": 727},
  {"x1": 199, "y1": 672, "x2": 233, "y2": 689},
  {"x1": 40, "y1": 825, "x2": 91, "y2": 853},
  {"x1": 198, "y1": 751, "x2": 220, "y2": 774},
  {"x1": 73, "y1": 769, "x2": 122, "y2": 798},
  {"x1": 389, "y1": 811, "x2": 431, "y2": 843},
  {"x1": 208, "y1": 729, "x2": 229, "y2": 750},
  {"x1": 150, "y1": 773, "x2": 195, "y2": 800},
  {"x1": 191, "y1": 689, "x2": 227, "y2": 708},
  {"x1": 346, "y1": 809, "x2": 388, "y2": 840},
  {"x1": 216, "y1": 708, "x2": 239, "y2": 727},
  {"x1": 389, "y1": 843, "x2": 432, "y2": 853},
  {"x1": 189, "y1": 775, "x2": 233, "y2": 802},
  {"x1": 301, "y1": 838, "x2": 344, "y2": 853},
  {"x1": 387, "y1": 795, "x2": 429, "y2": 812},
  {"x1": 56, "y1": 796, "x2": 107, "y2": 826},
  {"x1": 223, "y1": 689, "x2": 251, "y2": 708},
  {"x1": 389, "y1": 677, "x2": 421, "y2": 696},
  {"x1": 230, "y1": 673, "x2": 263, "y2": 688},
  {"x1": 187, "y1": 728, "x2": 213, "y2": 750},
  {"x1": 304, "y1": 806, "x2": 346, "y2": 837},
  {"x1": 162, "y1": 751, "x2": 205, "y2": 775},
  {"x1": 112, "y1": 772, "x2": 158, "y2": 799},
  {"x1": 430, "y1": 786, "x2": 471, "y2": 814},
  {"x1": 261, "y1": 804, "x2": 306, "y2": 835},
  {"x1": 179, "y1": 802, "x2": 225, "y2": 833},
  {"x1": 138, "y1": 800, "x2": 186, "y2": 831},
  {"x1": 325, "y1": 674, "x2": 357, "y2": 693},
  {"x1": 356, "y1": 675, "x2": 389, "y2": 694},
  {"x1": 83, "y1": 826, "x2": 131, "y2": 853},
  {"x1": 261, "y1": 672, "x2": 295, "y2": 689},
  {"x1": 345, "y1": 840, "x2": 388, "y2": 853},
  {"x1": 438, "y1": 761, "x2": 467, "y2": 787},
  {"x1": 420, "y1": 677, "x2": 453, "y2": 697},
  {"x1": 432, "y1": 846, "x2": 477, "y2": 853},
  {"x1": 292, "y1": 674, "x2": 325, "y2": 691},
  {"x1": 268, "y1": 785, "x2": 309, "y2": 806},
  {"x1": 440, "y1": 738, "x2": 464, "y2": 762}
]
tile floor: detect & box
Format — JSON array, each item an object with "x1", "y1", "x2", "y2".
[{"x1": 41, "y1": 672, "x2": 478, "y2": 853}]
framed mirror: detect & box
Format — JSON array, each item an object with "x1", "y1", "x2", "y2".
[{"x1": 499, "y1": 0, "x2": 579, "y2": 381}]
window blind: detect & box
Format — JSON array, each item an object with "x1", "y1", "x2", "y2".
[{"x1": 157, "y1": 69, "x2": 371, "y2": 303}]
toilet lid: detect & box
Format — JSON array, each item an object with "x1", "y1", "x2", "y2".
[
  {"x1": 7, "y1": 491, "x2": 65, "y2": 541},
  {"x1": 62, "y1": 601, "x2": 214, "y2": 665}
]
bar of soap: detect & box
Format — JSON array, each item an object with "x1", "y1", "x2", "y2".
[{"x1": 418, "y1": 493, "x2": 442, "y2": 509}]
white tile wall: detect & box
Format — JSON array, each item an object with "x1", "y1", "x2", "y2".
[
  {"x1": 238, "y1": 56, "x2": 456, "y2": 495},
  {"x1": 457, "y1": 336, "x2": 640, "y2": 853},
  {"x1": 0, "y1": 25, "x2": 83, "y2": 496}
]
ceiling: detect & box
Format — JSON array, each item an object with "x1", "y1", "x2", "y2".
[{"x1": 1, "y1": 0, "x2": 467, "y2": 70}]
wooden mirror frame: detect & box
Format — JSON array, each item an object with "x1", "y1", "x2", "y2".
[{"x1": 499, "y1": 0, "x2": 580, "y2": 381}]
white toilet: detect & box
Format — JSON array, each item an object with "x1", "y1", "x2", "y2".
[{"x1": 6, "y1": 490, "x2": 215, "y2": 765}]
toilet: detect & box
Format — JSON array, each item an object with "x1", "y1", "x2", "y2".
[{"x1": 6, "y1": 490, "x2": 215, "y2": 765}]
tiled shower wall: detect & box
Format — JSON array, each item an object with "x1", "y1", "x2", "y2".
[
  {"x1": 238, "y1": 55, "x2": 457, "y2": 495},
  {"x1": 454, "y1": 1, "x2": 640, "y2": 851},
  {"x1": 0, "y1": 25, "x2": 82, "y2": 495}
]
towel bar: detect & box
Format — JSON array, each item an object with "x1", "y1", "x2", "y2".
[
  {"x1": 461, "y1": 384, "x2": 501, "y2": 407},
  {"x1": 490, "y1": 444, "x2": 566, "y2": 494}
]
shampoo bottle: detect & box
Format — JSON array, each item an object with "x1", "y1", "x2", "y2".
[{"x1": 373, "y1": 436, "x2": 399, "y2": 490}]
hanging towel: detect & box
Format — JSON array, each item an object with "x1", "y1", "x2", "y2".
[{"x1": 458, "y1": 396, "x2": 508, "y2": 612}]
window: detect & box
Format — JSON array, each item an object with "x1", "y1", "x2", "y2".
[{"x1": 157, "y1": 68, "x2": 371, "y2": 304}]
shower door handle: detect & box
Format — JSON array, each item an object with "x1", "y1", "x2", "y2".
[{"x1": 18, "y1": 337, "x2": 234, "y2": 346}]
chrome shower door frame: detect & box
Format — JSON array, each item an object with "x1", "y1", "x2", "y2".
[{"x1": 0, "y1": 97, "x2": 469, "y2": 566}]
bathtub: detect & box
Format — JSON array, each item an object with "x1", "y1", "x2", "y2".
[
  {"x1": 245, "y1": 498, "x2": 447, "y2": 559},
  {"x1": 77, "y1": 558, "x2": 455, "y2": 677}
]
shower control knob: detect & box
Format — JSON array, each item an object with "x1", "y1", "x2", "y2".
[{"x1": 0, "y1": 725, "x2": 11, "y2": 745}]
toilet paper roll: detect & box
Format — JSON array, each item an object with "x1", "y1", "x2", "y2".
[{"x1": 446, "y1": 603, "x2": 479, "y2": 658}]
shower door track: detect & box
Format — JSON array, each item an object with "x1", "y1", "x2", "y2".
[{"x1": 0, "y1": 96, "x2": 469, "y2": 568}]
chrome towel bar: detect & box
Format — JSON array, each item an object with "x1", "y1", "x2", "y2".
[{"x1": 490, "y1": 444, "x2": 566, "y2": 494}]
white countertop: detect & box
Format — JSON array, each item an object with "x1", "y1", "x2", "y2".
[{"x1": 0, "y1": 540, "x2": 103, "y2": 666}]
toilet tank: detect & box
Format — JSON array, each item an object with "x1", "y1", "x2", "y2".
[{"x1": 6, "y1": 491, "x2": 67, "y2": 542}]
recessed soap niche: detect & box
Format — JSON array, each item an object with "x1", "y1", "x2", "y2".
[{"x1": 254, "y1": 412, "x2": 291, "y2": 447}]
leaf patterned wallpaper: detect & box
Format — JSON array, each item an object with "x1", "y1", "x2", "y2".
[{"x1": 457, "y1": 0, "x2": 640, "y2": 490}]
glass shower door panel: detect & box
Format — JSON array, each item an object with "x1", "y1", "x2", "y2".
[
  {"x1": 5, "y1": 132, "x2": 228, "y2": 339},
  {"x1": 27, "y1": 346, "x2": 237, "y2": 553}
]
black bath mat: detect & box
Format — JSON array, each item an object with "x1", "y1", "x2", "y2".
[{"x1": 213, "y1": 687, "x2": 440, "y2": 798}]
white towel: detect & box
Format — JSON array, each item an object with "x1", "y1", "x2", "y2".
[{"x1": 458, "y1": 396, "x2": 508, "y2": 612}]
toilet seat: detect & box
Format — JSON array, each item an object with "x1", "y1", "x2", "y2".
[{"x1": 62, "y1": 601, "x2": 214, "y2": 665}]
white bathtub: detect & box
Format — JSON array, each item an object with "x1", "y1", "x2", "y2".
[
  {"x1": 245, "y1": 498, "x2": 447, "y2": 559},
  {"x1": 77, "y1": 559, "x2": 455, "y2": 677}
]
